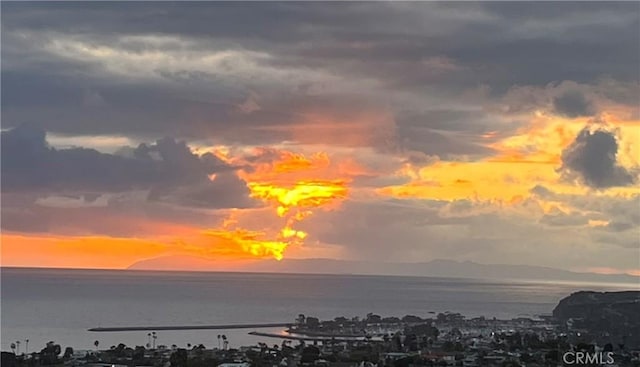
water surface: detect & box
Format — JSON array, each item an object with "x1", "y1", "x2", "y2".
[{"x1": 1, "y1": 267, "x2": 635, "y2": 352}]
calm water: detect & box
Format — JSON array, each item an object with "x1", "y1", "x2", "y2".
[{"x1": 1, "y1": 267, "x2": 636, "y2": 353}]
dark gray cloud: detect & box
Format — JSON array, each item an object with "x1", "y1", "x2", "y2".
[
  {"x1": 2, "y1": 3, "x2": 639, "y2": 271},
  {"x1": 604, "y1": 221, "x2": 635, "y2": 232},
  {"x1": 0, "y1": 192, "x2": 227, "y2": 237},
  {"x1": 1, "y1": 124, "x2": 255, "y2": 209},
  {"x1": 392, "y1": 109, "x2": 523, "y2": 158},
  {"x1": 530, "y1": 185, "x2": 555, "y2": 198},
  {"x1": 530, "y1": 185, "x2": 640, "y2": 228},
  {"x1": 395, "y1": 122, "x2": 494, "y2": 158},
  {"x1": 593, "y1": 232, "x2": 640, "y2": 249},
  {"x1": 540, "y1": 212, "x2": 589, "y2": 227},
  {"x1": 560, "y1": 127, "x2": 636, "y2": 188},
  {"x1": 552, "y1": 89, "x2": 596, "y2": 118},
  {"x1": 1, "y1": 2, "x2": 638, "y2": 152}
]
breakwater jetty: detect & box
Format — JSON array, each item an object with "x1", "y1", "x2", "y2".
[{"x1": 88, "y1": 322, "x2": 292, "y2": 332}]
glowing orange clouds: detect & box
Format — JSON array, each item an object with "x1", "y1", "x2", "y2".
[
  {"x1": 380, "y1": 110, "x2": 640, "y2": 205},
  {"x1": 202, "y1": 229, "x2": 289, "y2": 260},
  {"x1": 272, "y1": 152, "x2": 330, "y2": 173},
  {"x1": 243, "y1": 179, "x2": 348, "y2": 257},
  {"x1": 248, "y1": 180, "x2": 348, "y2": 216},
  {"x1": 1, "y1": 233, "x2": 166, "y2": 269},
  {"x1": 245, "y1": 176, "x2": 349, "y2": 258},
  {"x1": 222, "y1": 150, "x2": 354, "y2": 260}
]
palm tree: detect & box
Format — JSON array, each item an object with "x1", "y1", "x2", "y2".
[
  {"x1": 16, "y1": 341, "x2": 21, "y2": 355},
  {"x1": 222, "y1": 335, "x2": 228, "y2": 350},
  {"x1": 25, "y1": 339, "x2": 29, "y2": 354},
  {"x1": 94, "y1": 340, "x2": 99, "y2": 351},
  {"x1": 217, "y1": 335, "x2": 221, "y2": 349},
  {"x1": 10, "y1": 343, "x2": 16, "y2": 354},
  {"x1": 147, "y1": 333, "x2": 152, "y2": 348},
  {"x1": 152, "y1": 332, "x2": 157, "y2": 349}
]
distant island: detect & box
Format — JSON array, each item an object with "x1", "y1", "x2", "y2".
[{"x1": 128, "y1": 256, "x2": 640, "y2": 285}]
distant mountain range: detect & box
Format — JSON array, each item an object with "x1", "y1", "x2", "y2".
[{"x1": 128, "y1": 256, "x2": 640, "y2": 285}]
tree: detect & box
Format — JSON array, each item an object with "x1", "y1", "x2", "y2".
[
  {"x1": 133, "y1": 346, "x2": 146, "y2": 362},
  {"x1": 382, "y1": 316, "x2": 401, "y2": 324},
  {"x1": 170, "y1": 348, "x2": 188, "y2": 367},
  {"x1": 2, "y1": 352, "x2": 17, "y2": 367},
  {"x1": 63, "y1": 347, "x2": 74, "y2": 359},
  {"x1": 404, "y1": 334, "x2": 418, "y2": 351},
  {"x1": 10, "y1": 343, "x2": 16, "y2": 354},
  {"x1": 297, "y1": 314, "x2": 306, "y2": 326},
  {"x1": 114, "y1": 343, "x2": 126, "y2": 357},
  {"x1": 301, "y1": 345, "x2": 320, "y2": 363},
  {"x1": 16, "y1": 341, "x2": 20, "y2": 355},
  {"x1": 221, "y1": 335, "x2": 228, "y2": 350},
  {"x1": 306, "y1": 316, "x2": 320, "y2": 329},
  {"x1": 217, "y1": 335, "x2": 221, "y2": 349},
  {"x1": 545, "y1": 350, "x2": 560, "y2": 364},
  {"x1": 392, "y1": 333, "x2": 402, "y2": 351},
  {"x1": 406, "y1": 324, "x2": 439, "y2": 340},
  {"x1": 366, "y1": 313, "x2": 382, "y2": 323},
  {"x1": 520, "y1": 353, "x2": 533, "y2": 364},
  {"x1": 334, "y1": 316, "x2": 348, "y2": 324},
  {"x1": 94, "y1": 340, "x2": 99, "y2": 351},
  {"x1": 402, "y1": 315, "x2": 423, "y2": 323},
  {"x1": 604, "y1": 343, "x2": 614, "y2": 353},
  {"x1": 40, "y1": 341, "x2": 62, "y2": 365},
  {"x1": 442, "y1": 341, "x2": 455, "y2": 352}
]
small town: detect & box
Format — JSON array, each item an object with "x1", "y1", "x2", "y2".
[{"x1": 2, "y1": 291, "x2": 639, "y2": 367}]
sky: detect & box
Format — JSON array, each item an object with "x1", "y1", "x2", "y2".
[{"x1": 1, "y1": 2, "x2": 639, "y2": 275}]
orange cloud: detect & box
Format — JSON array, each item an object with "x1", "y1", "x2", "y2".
[
  {"x1": 1, "y1": 233, "x2": 166, "y2": 269},
  {"x1": 248, "y1": 180, "x2": 348, "y2": 216},
  {"x1": 1, "y1": 148, "x2": 361, "y2": 268},
  {"x1": 289, "y1": 108, "x2": 394, "y2": 148},
  {"x1": 200, "y1": 229, "x2": 289, "y2": 260},
  {"x1": 0, "y1": 227, "x2": 305, "y2": 269},
  {"x1": 380, "y1": 110, "x2": 640, "y2": 205},
  {"x1": 163, "y1": 147, "x2": 361, "y2": 262},
  {"x1": 272, "y1": 152, "x2": 330, "y2": 174},
  {"x1": 222, "y1": 149, "x2": 357, "y2": 259}
]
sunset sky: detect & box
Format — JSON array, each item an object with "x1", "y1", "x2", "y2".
[{"x1": 1, "y1": 2, "x2": 639, "y2": 275}]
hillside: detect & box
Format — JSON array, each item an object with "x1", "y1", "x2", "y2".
[
  {"x1": 128, "y1": 256, "x2": 640, "y2": 284},
  {"x1": 553, "y1": 291, "x2": 640, "y2": 348}
]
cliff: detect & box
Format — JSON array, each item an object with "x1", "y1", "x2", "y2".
[{"x1": 553, "y1": 291, "x2": 640, "y2": 348}]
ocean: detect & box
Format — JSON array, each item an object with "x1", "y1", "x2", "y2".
[{"x1": 1, "y1": 267, "x2": 636, "y2": 353}]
